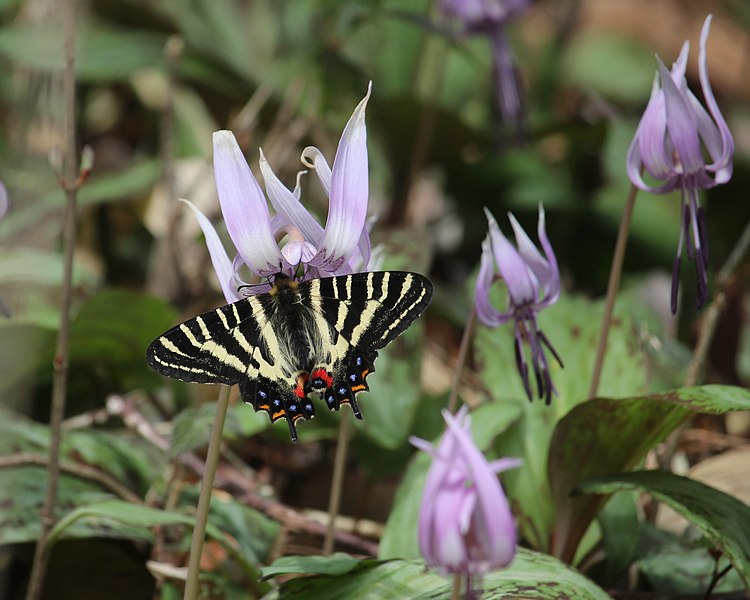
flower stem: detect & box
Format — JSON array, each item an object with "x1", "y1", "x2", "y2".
[
  {"x1": 450, "y1": 574, "x2": 462, "y2": 600},
  {"x1": 323, "y1": 415, "x2": 352, "y2": 555},
  {"x1": 24, "y1": 3, "x2": 79, "y2": 599},
  {"x1": 447, "y1": 305, "x2": 477, "y2": 414},
  {"x1": 588, "y1": 183, "x2": 639, "y2": 399},
  {"x1": 183, "y1": 384, "x2": 231, "y2": 600}
]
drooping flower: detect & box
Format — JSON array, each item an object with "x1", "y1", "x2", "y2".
[
  {"x1": 410, "y1": 407, "x2": 521, "y2": 581},
  {"x1": 626, "y1": 15, "x2": 733, "y2": 314},
  {"x1": 440, "y1": 0, "x2": 530, "y2": 134},
  {"x1": 184, "y1": 85, "x2": 373, "y2": 303},
  {"x1": 474, "y1": 205, "x2": 561, "y2": 404}
]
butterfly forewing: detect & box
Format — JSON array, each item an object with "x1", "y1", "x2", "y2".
[{"x1": 146, "y1": 271, "x2": 433, "y2": 440}]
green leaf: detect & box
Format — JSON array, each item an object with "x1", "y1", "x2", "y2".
[
  {"x1": 562, "y1": 33, "x2": 655, "y2": 103},
  {"x1": 576, "y1": 470, "x2": 750, "y2": 590},
  {"x1": 477, "y1": 293, "x2": 648, "y2": 551},
  {"x1": 0, "y1": 160, "x2": 160, "y2": 241},
  {"x1": 359, "y1": 321, "x2": 426, "y2": 450},
  {"x1": 261, "y1": 553, "x2": 362, "y2": 579},
  {"x1": 379, "y1": 402, "x2": 522, "y2": 560},
  {"x1": 0, "y1": 468, "x2": 114, "y2": 545},
  {"x1": 68, "y1": 289, "x2": 177, "y2": 388},
  {"x1": 264, "y1": 549, "x2": 611, "y2": 599},
  {"x1": 549, "y1": 385, "x2": 750, "y2": 562},
  {"x1": 170, "y1": 402, "x2": 269, "y2": 457},
  {"x1": 637, "y1": 539, "x2": 744, "y2": 594}
]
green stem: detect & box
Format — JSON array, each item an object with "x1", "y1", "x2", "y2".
[
  {"x1": 323, "y1": 414, "x2": 352, "y2": 555},
  {"x1": 450, "y1": 574, "x2": 462, "y2": 600},
  {"x1": 25, "y1": 2, "x2": 79, "y2": 599},
  {"x1": 588, "y1": 183, "x2": 639, "y2": 399},
  {"x1": 183, "y1": 385, "x2": 231, "y2": 600},
  {"x1": 447, "y1": 305, "x2": 477, "y2": 414}
]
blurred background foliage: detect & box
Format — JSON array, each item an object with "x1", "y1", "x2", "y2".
[{"x1": 1, "y1": 0, "x2": 750, "y2": 598}]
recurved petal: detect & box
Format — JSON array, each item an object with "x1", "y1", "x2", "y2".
[
  {"x1": 259, "y1": 148, "x2": 324, "y2": 246},
  {"x1": 485, "y1": 208, "x2": 537, "y2": 306},
  {"x1": 657, "y1": 58, "x2": 704, "y2": 175},
  {"x1": 309, "y1": 84, "x2": 371, "y2": 272},
  {"x1": 534, "y1": 205, "x2": 561, "y2": 305},
  {"x1": 181, "y1": 198, "x2": 241, "y2": 303},
  {"x1": 213, "y1": 131, "x2": 288, "y2": 277},
  {"x1": 697, "y1": 15, "x2": 734, "y2": 182},
  {"x1": 301, "y1": 146, "x2": 332, "y2": 195}
]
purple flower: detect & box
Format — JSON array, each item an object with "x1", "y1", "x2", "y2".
[
  {"x1": 0, "y1": 181, "x2": 7, "y2": 220},
  {"x1": 475, "y1": 205, "x2": 561, "y2": 404},
  {"x1": 410, "y1": 407, "x2": 521, "y2": 579},
  {"x1": 626, "y1": 15, "x2": 733, "y2": 313},
  {"x1": 183, "y1": 85, "x2": 373, "y2": 303},
  {"x1": 440, "y1": 0, "x2": 530, "y2": 133}
]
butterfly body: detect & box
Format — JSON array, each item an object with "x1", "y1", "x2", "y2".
[{"x1": 147, "y1": 271, "x2": 432, "y2": 441}]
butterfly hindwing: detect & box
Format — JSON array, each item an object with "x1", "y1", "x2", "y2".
[{"x1": 147, "y1": 271, "x2": 432, "y2": 441}]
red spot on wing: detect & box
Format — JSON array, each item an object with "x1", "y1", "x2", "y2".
[{"x1": 311, "y1": 368, "x2": 333, "y2": 388}]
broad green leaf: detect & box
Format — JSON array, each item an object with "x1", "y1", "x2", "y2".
[
  {"x1": 68, "y1": 289, "x2": 177, "y2": 388},
  {"x1": 549, "y1": 385, "x2": 750, "y2": 562},
  {"x1": 379, "y1": 402, "x2": 523, "y2": 560},
  {"x1": 0, "y1": 247, "x2": 98, "y2": 288},
  {"x1": 265, "y1": 550, "x2": 611, "y2": 599},
  {"x1": 360, "y1": 322, "x2": 426, "y2": 450},
  {"x1": 178, "y1": 487, "x2": 280, "y2": 568},
  {"x1": 477, "y1": 293, "x2": 648, "y2": 551},
  {"x1": 576, "y1": 470, "x2": 750, "y2": 590},
  {"x1": 0, "y1": 468, "x2": 117, "y2": 545},
  {"x1": 261, "y1": 553, "x2": 362, "y2": 579},
  {"x1": 596, "y1": 493, "x2": 640, "y2": 586},
  {"x1": 48, "y1": 499, "x2": 264, "y2": 582},
  {"x1": 638, "y1": 541, "x2": 744, "y2": 594},
  {"x1": 0, "y1": 160, "x2": 160, "y2": 241},
  {"x1": 170, "y1": 402, "x2": 269, "y2": 456},
  {"x1": 0, "y1": 323, "x2": 56, "y2": 395}
]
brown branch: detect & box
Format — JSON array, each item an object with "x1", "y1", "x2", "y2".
[{"x1": 107, "y1": 395, "x2": 380, "y2": 556}]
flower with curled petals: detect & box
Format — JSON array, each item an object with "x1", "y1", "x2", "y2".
[
  {"x1": 474, "y1": 205, "x2": 562, "y2": 404},
  {"x1": 410, "y1": 407, "x2": 521, "y2": 582},
  {"x1": 626, "y1": 15, "x2": 733, "y2": 314},
  {"x1": 184, "y1": 85, "x2": 373, "y2": 303}
]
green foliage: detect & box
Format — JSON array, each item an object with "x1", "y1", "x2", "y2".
[
  {"x1": 577, "y1": 471, "x2": 750, "y2": 590},
  {"x1": 476, "y1": 293, "x2": 648, "y2": 551},
  {"x1": 550, "y1": 385, "x2": 750, "y2": 562},
  {"x1": 263, "y1": 549, "x2": 612, "y2": 599}
]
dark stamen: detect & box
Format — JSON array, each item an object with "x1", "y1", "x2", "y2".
[{"x1": 513, "y1": 326, "x2": 533, "y2": 402}]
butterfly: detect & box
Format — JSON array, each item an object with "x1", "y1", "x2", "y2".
[{"x1": 146, "y1": 271, "x2": 432, "y2": 441}]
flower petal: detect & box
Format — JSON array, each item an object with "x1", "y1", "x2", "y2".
[
  {"x1": 443, "y1": 410, "x2": 517, "y2": 569},
  {"x1": 474, "y1": 233, "x2": 512, "y2": 327},
  {"x1": 697, "y1": 14, "x2": 733, "y2": 182},
  {"x1": 181, "y1": 198, "x2": 241, "y2": 303},
  {"x1": 658, "y1": 58, "x2": 704, "y2": 175},
  {"x1": 485, "y1": 208, "x2": 537, "y2": 306},
  {"x1": 301, "y1": 146, "x2": 332, "y2": 195},
  {"x1": 534, "y1": 205, "x2": 561, "y2": 306},
  {"x1": 259, "y1": 148, "x2": 324, "y2": 246},
  {"x1": 309, "y1": 84, "x2": 371, "y2": 272},
  {"x1": 213, "y1": 130, "x2": 288, "y2": 277}
]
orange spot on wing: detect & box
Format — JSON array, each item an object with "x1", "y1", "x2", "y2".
[
  {"x1": 258, "y1": 404, "x2": 270, "y2": 411},
  {"x1": 271, "y1": 411, "x2": 286, "y2": 420},
  {"x1": 350, "y1": 384, "x2": 366, "y2": 393}
]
